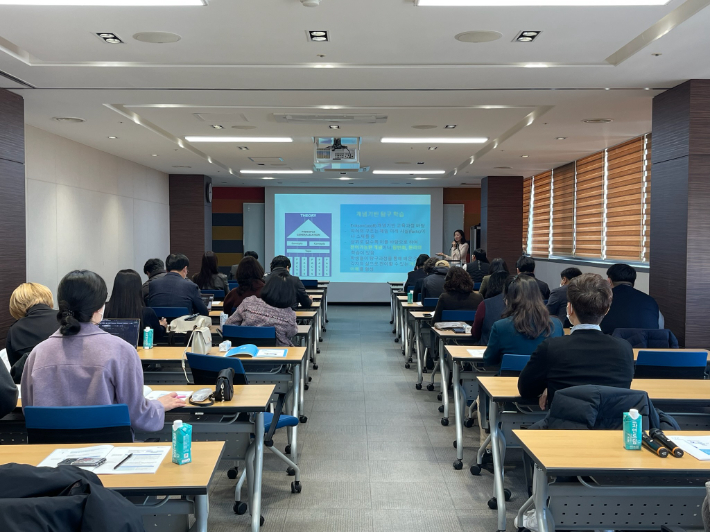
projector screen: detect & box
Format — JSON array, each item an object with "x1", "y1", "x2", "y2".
[{"x1": 266, "y1": 188, "x2": 444, "y2": 302}]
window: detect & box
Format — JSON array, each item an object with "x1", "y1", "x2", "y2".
[{"x1": 522, "y1": 134, "x2": 651, "y2": 264}]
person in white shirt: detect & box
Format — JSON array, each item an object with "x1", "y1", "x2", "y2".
[{"x1": 437, "y1": 229, "x2": 469, "y2": 266}]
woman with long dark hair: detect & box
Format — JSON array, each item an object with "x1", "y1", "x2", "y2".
[
  {"x1": 436, "y1": 229, "x2": 469, "y2": 266},
  {"x1": 105, "y1": 269, "x2": 166, "y2": 345},
  {"x1": 479, "y1": 258, "x2": 509, "y2": 298},
  {"x1": 192, "y1": 251, "x2": 229, "y2": 293},
  {"x1": 482, "y1": 275, "x2": 563, "y2": 366},
  {"x1": 471, "y1": 272, "x2": 511, "y2": 345},
  {"x1": 431, "y1": 267, "x2": 483, "y2": 323},
  {"x1": 223, "y1": 256, "x2": 266, "y2": 315},
  {"x1": 21, "y1": 270, "x2": 184, "y2": 432}
]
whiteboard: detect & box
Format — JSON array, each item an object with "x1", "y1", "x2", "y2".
[{"x1": 243, "y1": 203, "x2": 265, "y2": 270}]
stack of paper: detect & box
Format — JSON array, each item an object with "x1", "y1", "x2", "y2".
[
  {"x1": 669, "y1": 436, "x2": 710, "y2": 461},
  {"x1": 39, "y1": 445, "x2": 170, "y2": 474}
]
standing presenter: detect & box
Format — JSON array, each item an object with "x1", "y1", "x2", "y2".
[{"x1": 437, "y1": 229, "x2": 469, "y2": 267}]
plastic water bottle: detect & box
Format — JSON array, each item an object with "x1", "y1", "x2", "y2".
[
  {"x1": 143, "y1": 327, "x2": 154, "y2": 349},
  {"x1": 172, "y1": 420, "x2": 192, "y2": 465},
  {"x1": 407, "y1": 290, "x2": 413, "y2": 304},
  {"x1": 220, "y1": 312, "x2": 228, "y2": 328}
]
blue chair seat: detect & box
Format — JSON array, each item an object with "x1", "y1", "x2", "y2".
[{"x1": 263, "y1": 412, "x2": 299, "y2": 432}]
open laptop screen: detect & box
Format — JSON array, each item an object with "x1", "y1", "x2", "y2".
[
  {"x1": 200, "y1": 293, "x2": 214, "y2": 311},
  {"x1": 98, "y1": 318, "x2": 141, "y2": 348}
]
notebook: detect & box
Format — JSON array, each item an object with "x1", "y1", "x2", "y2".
[
  {"x1": 200, "y1": 293, "x2": 214, "y2": 311},
  {"x1": 99, "y1": 318, "x2": 141, "y2": 348},
  {"x1": 226, "y1": 344, "x2": 287, "y2": 358}
]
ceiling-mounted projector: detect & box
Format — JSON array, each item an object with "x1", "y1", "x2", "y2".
[
  {"x1": 313, "y1": 137, "x2": 369, "y2": 172},
  {"x1": 301, "y1": 0, "x2": 320, "y2": 6}
]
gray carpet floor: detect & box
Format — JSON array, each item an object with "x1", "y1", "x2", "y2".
[{"x1": 206, "y1": 304, "x2": 527, "y2": 531}]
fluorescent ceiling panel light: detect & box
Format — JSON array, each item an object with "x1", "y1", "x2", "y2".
[
  {"x1": 416, "y1": 0, "x2": 669, "y2": 5},
  {"x1": 373, "y1": 170, "x2": 446, "y2": 175},
  {"x1": 381, "y1": 137, "x2": 487, "y2": 144},
  {"x1": 0, "y1": 0, "x2": 206, "y2": 4},
  {"x1": 185, "y1": 137, "x2": 293, "y2": 143},
  {"x1": 240, "y1": 170, "x2": 313, "y2": 174}
]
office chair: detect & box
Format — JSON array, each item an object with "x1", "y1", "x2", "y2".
[
  {"x1": 200, "y1": 289, "x2": 225, "y2": 299},
  {"x1": 422, "y1": 298, "x2": 439, "y2": 310},
  {"x1": 228, "y1": 281, "x2": 239, "y2": 292},
  {"x1": 499, "y1": 354, "x2": 530, "y2": 377},
  {"x1": 222, "y1": 325, "x2": 277, "y2": 347},
  {"x1": 301, "y1": 279, "x2": 319, "y2": 288},
  {"x1": 149, "y1": 307, "x2": 190, "y2": 319},
  {"x1": 474, "y1": 282, "x2": 482, "y2": 291},
  {"x1": 24, "y1": 404, "x2": 132, "y2": 444},
  {"x1": 635, "y1": 350, "x2": 708, "y2": 379},
  {"x1": 186, "y1": 353, "x2": 302, "y2": 516},
  {"x1": 442, "y1": 310, "x2": 476, "y2": 323}
]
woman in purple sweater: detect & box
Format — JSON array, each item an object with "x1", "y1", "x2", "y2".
[{"x1": 21, "y1": 270, "x2": 185, "y2": 432}]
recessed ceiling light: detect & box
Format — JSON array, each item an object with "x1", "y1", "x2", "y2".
[
  {"x1": 524, "y1": 63, "x2": 549, "y2": 68},
  {"x1": 308, "y1": 30, "x2": 329, "y2": 42},
  {"x1": 312, "y1": 36, "x2": 327, "y2": 41},
  {"x1": 151, "y1": 154, "x2": 158, "y2": 156},
  {"x1": 95, "y1": 32, "x2": 123, "y2": 44},
  {"x1": 416, "y1": 0, "x2": 669, "y2": 5},
  {"x1": 515, "y1": 30, "x2": 541, "y2": 42},
  {"x1": 517, "y1": 37, "x2": 533, "y2": 42},
  {"x1": 262, "y1": 177, "x2": 275, "y2": 180},
  {"x1": 52, "y1": 116, "x2": 85, "y2": 123},
  {"x1": 415, "y1": 177, "x2": 429, "y2": 181},
  {"x1": 373, "y1": 170, "x2": 446, "y2": 175},
  {"x1": 582, "y1": 118, "x2": 613, "y2": 123},
  {"x1": 651, "y1": 52, "x2": 662, "y2": 56},
  {"x1": 329, "y1": 125, "x2": 340, "y2": 129},
  {"x1": 521, "y1": 155, "x2": 529, "y2": 158},
  {"x1": 381, "y1": 137, "x2": 487, "y2": 144},
  {"x1": 556, "y1": 137, "x2": 567, "y2": 140},
  {"x1": 454, "y1": 31, "x2": 502, "y2": 43},
  {"x1": 238, "y1": 146, "x2": 249, "y2": 151},
  {"x1": 185, "y1": 137, "x2": 293, "y2": 143},
  {"x1": 211, "y1": 125, "x2": 225, "y2": 129},
  {"x1": 240, "y1": 170, "x2": 313, "y2": 174},
  {"x1": 444, "y1": 125, "x2": 457, "y2": 129},
  {"x1": 105, "y1": 38, "x2": 122, "y2": 44},
  {"x1": 108, "y1": 136, "x2": 118, "y2": 139},
  {"x1": 6, "y1": 0, "x2": 206, "y2": 4},
  {"x1": 428, "y1": 147, "x2": 438, "y2": 150},
  {"x1": 338, "y1": 177, "x2": 350, "y2": 181}
]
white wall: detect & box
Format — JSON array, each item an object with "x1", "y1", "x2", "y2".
[
  {"x1": 534, "y1": 259, "x2": 650, "y2": 294},
  {"x1": 25, "y1": 125, "x2": 170, "y2": 298}
]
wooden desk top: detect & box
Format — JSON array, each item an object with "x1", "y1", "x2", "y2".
[
  {"x1": 209, "y1": 310, "x2": 221, "y2": 317},
  {"x1": 514, "y1": 430, "x2": 710, "y2": 476},
  {"x1": 306, "y1": 289, "x2": 324, "y2": 294},
  {"x1": 446, "y1": 345, "x2": 486, "y2": 360},
  {"x1": 396, "y1": 295, "x2": 408, "y2": 302},
  {"x1": 212, "y1": 301, "x2": 223, "y2": 307},
  {"x1": 432, "y1": 327, "x2": 470, "y2": 338},
  {"x1": 402, "y1": 302, "x2": 423, "y2": 309},
  {"x1": 295, "y1": 310, "x2": 317, "y2": 318},
  {"x1": 138, "y1": 346, "x2": 307, "y2": 364},
  {"x1": 296, "y1": 324, "x2": 311, "y2": 335},
  {"x1": 150, "y1": 384, "x2": 274, "y2": 412},
  {"x1": 410, "y1": 311, "x2": 434, "y2": 320},
  {"x1": 0, "y1": 442, "x2": 224, "y2": 494},
  {"x1": 388, "y1": 282, "x2": 404, "y2": 286}
]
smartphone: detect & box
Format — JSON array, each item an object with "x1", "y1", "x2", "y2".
[{"x1": 59, "y1": 457, "x2": 107, "y2": 467}]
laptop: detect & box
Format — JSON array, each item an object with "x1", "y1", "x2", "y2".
[
  {"x1": 98, "y1": 318, "x2": 141, "y2": 348},
  {"x1": 200, "y1": 293, "x2": 214, "y2": 311}
]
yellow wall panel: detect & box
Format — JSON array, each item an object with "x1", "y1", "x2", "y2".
[
  {"x1": 216, "y1": 253, "x2": 242, "y2": 267},
  {"x1": 212, "y1": 226, "x2": 243, "y2": 240}
]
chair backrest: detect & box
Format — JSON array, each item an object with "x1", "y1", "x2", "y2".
[
  {"x1": 24, "y1": 404, "x2": 132, "y2": 444},
  {"x1": 422, "y1": 298, "x2": 439, "y2": 309},
  {"x1": 228, "y1": 281, "x2": 239, "y2": 292},
  {"x1": 200, "y1": 289, "x2": 225, "y2": 299},
  {"x1": 186, "y1": 352, "x2": 248, "y2": 386},
  {"x1": 473, "y1": 282, "x2": 481, "y2": 291},
  {"x1": 405, "y1": 285, "x2": 415, "y2": 293},
  {"x1": 301, "y1": 279, "x2": 319, "y2": 288},
  {"x1": 499, "y1": 354, "x2": 530, "y2": 376},
  {"x1": 635, "y1": 350, "x2": 707, "y2": 379},
  {"x1": 442, "y1": 310, "x2": 476, "y2": 323},
  {"x1": 222, "y1": 325, "x2": 277, "y2": 347},
  {"x1": 149, "y1": 307, "x2": 189, "y2": 319}
]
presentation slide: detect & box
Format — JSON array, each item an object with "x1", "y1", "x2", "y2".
[{"x1": 274, "y1": 194, "x2": 431, "y2": 283}]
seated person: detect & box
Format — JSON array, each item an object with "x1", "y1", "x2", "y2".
[
  {"x1": 192, "y1": 251, "x2": 229, "y2": 293},
  {"x1": 432, "y1": 267, "x2": 483, "y2": 323},
  {"x1": 471, "y1": 272, "x2": 512, "y2": 345},
  {"x1": 403, "y1": 253, "x2": 430, "y2": 292},
  {"x1": 482, "y1": 275, "x2": 563, "y2": 366},
  {"x1": 105, "y1": 269, "x2": 167, "y2": 345},
  {"x1": 223, "y1": 256, "x2": 265, "y2": 315},
  {"x1": 518, "y1": 273, "x2": 634, "y2": 408},
  {"x1": 546, "y1": 267, "x2": 582, "y2": 324},
  {"x1": 478, "y1": 258, "x2": 508, "y2": 298},
  {"x1": 600, "y1": 263, "x2": 662, "y2": 334},
  {"x1": 146, "y1": 253, "x2": 209, "y2": 316},
  {"x1": 0, "y1": 363, "x2": 17, "y2": 419},
  {"x1": 267, "y1": 255, "x2": 311, "y2": 310},
  {"x1": 516, "y1": 255, "x2": 551, "y2": 300},
  {"x1": 141, "y1": 258, "x2": 166, "y2": 303},
  {"x1": 421, "y1": 260, "x2": 450, "y2": 301},
  {"x1": 230, "y1": 250, "x2": 258, "y2": 281},
  {"x1": 227, "y1": 270, "x2": 298, "y2": 346},
  {"x1": 21, "y1": 270, "x2": 185, "y2": 432},
  {"x1": 6, "y1": 283, "x2": 58, "y2": 384},
  {"x1": 412, "y1": 257, "x2": 438, "y2": 302},
  {"x1": 464, "y1": 248, "x2": 491, "y2": 284}
]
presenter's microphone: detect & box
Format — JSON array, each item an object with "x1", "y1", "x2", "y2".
[
  {"x1": 649, "y1": 428, "x2": 684, "y2": 458},
  {"x1": 642, "y1": 433, "x2": 669, "y2": 457}
]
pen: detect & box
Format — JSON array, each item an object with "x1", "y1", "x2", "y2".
[{"x1": 113, "y1": 453, "x2": 134, "y2": 470}]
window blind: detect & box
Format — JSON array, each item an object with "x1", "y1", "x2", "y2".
[
  {"x1": 642, "y1": 134, "x2": 651, "y2": 262},
  {"x1": 551, "y1": 163, "x2": 575, "y2": 256},
  {"x1": 523, "y1": 177, "x2": 532, "y2": 255},
  {"x1": 574, "y1": 152, "x2": 605, "y2": 259},
  {"x1": 605, "y1": 137, "x2": 645, "y2": 261},
  {"x1": 531, "y1": 171, "x2": 551, "y2": 258}
]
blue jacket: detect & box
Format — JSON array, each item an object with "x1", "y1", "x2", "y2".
[
  {"x1": 600, "y1": 283, "x2": 660, "y2": 334},
  {"x1": 483, "y1": 316, "x2": 563, "y2": 366},
  {"x1": 146, "y1": 272, "x2": 209, "y2": 316}
]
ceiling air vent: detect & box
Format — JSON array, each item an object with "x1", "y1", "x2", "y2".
[{"x1": 274, "y1": 114, "x2": 387, "y2": 124}]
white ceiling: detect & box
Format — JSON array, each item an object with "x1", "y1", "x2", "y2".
[{"x1": 2, "y1": 0, "x2": 709, "y2": 187}]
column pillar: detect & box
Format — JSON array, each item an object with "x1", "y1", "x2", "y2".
[
  {"x1": 169, "y1": 174, "x2": 212, "y2": 270},
  {"x1": 480, "y1": 176, "x2": 523, "y2": 269}
]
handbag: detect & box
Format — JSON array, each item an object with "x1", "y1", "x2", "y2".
[
  {"x1": 181, "y1": 326, "x2": 213, "y2": 382},
  {"x1": 214, "y1": 368, "x2": 234, "y2": 402}
]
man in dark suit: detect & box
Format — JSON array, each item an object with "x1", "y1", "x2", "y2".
[
  {"x1": 516, "y1": 255, "x2": 551, "y2": 300},
  {"x1": 142, "y1": 258, "x2": 167, "y2": 303},
  {"x1": 546, "y1": 267, "x2": 582, "y2": 323},
  {"x1": 229, "y1": 251, "x2": 259, "y2": 280},
  {"x1": 268, "y1": 255, "x2": 312, "y2": 311},
  {"x1": 518, "y1": 273, "x2": 634, "y2": 409},
  {"x1": 412, "y1": 257, "x2": 437, "y2": 302},
  {"x1": 146, "y1": 253, "x2": 209, "y2": 316},
  {"x1": 403, "y1": 254, "x2": 429, "y2": 291},
  {"x1": 421, "y1": 261, "x2": 449, "y2": 301},
  {"x1": 600, "y1": 263, "x2": 662, "y2": 334}
]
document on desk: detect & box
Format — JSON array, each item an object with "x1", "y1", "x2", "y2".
[
  {"x1": 256, "y1": 349, "x2": 287, "y2": 358},
  {"x1": 145, "y1": 390, "x2": 193, "y2": 401},
  {"x1": 669, "y1": 436, "x2": 710, "y2": 461},
  {"x1": 466, "y1": 348, "x2": 486, "y2": 359},
  {"x1": 39, "y1": 445, "x2": 170, "y2": 474},
  {"x1": 39, "y1": 445, "x2": 114, "y2": 469}
]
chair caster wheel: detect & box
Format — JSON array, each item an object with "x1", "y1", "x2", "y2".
[
  {"x1": 488, "y1": 497, "x2": 498, "y2": 509},
  {"x1": 441, "y1": 418, "x2": 449, "y2": 426},
  {"x1": 482, "y1": 450, "x2": 493, "y2": 465},
  {"x1": 227, "y1": 467, "x2": 238, "y2": 479},
  {"x1": 438, "y1": 405, "x2": 444, "y2": 413},
  {"x1": 326, "y1": 319, "x2": 329, "y2": 323},
  {"x1": 405, "y1": 363, "x2": 410, "y2": 369},
  {"x1": 308, "y1": 376, "x2": 312, "y2": 382},
  {"x1": 287, "y1": 467, "x2": 296, "y2": 476},
  {"x1": 422, "y1": 368, "x2": 428, "y2": 373},
  {"x1": 316, "y1": 348, "x2": 321, "y2": 354},
  {"x1": 260, "y1": 515, "x2": 265, "y2": 526},
  {"x1": 390, "y1": 321, "x2": 394, "y2": 325},
  {"x1": 304, "y1": 384, "x2": 309, "y2": 391},
  {"x1": 437, "y1": 393, "x2": 442, "y2": 401},
  {"x1": 233, "y1": 501, "x2": 247, "y2": 515},
  {"x1": 415, "y1": 383, "x2": 422, "y2": 390},
  {"x1": 291, "y1": 481, "x2": 302, "y2": 494},
  {"x1": 504, "y1": 488, "x2": 512, "y2": 501},
  {"x1": 453, "y1": 459, "x2": 463, "y2": 470},
  {"x1": 426, "y1": 384, "x2": 435, "y2": 391},
  {"x1": 464, "y1": 418, "x2": 475, "y2": 428},
  {"x1": 299, "y1": 415, "x2": 308, "y2": 423},
  {"x1": 470, "y1": 465, "x2": 481, "y2": 476},
  {"x1": 392, "y1": 328, "x2": 396, "y2": 333},
  {"x1": 285, "y1": 444, "x2": 291, "y2": 454},
  {"x1": 394, "y1": 338, "x2": 399, "y2": 343},
  {"x1": 313, "y1": 364, "x2": 319, "y2": 370},
  {"x1": 319, "y1": 337, "x2": 323, "y2": 342},
  {"x1": 453, "y1": 441, "x2": 457, "y2": 448}
]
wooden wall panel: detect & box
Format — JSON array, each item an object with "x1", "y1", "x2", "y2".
[
  {"x1": 481, "y1": 176, "x2": 523, "y2": 269},
  {"x1": 169, "y1": 174, "x2": 211, "y2": 272},
  {"x1": 0, "y1": 89, "x2": 25, "y2": 349}
]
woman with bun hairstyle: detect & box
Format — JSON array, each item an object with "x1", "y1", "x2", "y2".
[{"x1": 21, "y1": 270, "x2": 185, "y2": 433}]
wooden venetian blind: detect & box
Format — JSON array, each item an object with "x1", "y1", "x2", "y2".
[
  {"x1": 522, "y1": 177, "x2": 532, "y2": 254},
  {"x1": 574, "y1": 152, "x2": 604, "y2": 259},
  {"x1": 605, "y1": 137, "x2": 645, "y2": 261},
  {"x1": 642, "y1": 134, "x2": 652, "y2": 262},
  {"x1": 551, "y1": 163, "x2": 575, "y2": 256},
  {"x1": 531, "y1": 171, "x2": 551, "y2": 258}
]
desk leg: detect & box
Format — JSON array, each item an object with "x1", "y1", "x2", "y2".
[
  {"x1": 440, "y1": 338, "x2": 449, "y2": 423},
  {"x1": 533, "y1": 465, "x2": 553, "y2": 532},
  {"x1": 453, "y1": 360, "x2": 463, "y2": 469},
  {"x1": 291, "y1": 363, "x2": 301, "y2": 464},
  {"x1": 415, "y1": 320, "x2": 423, "y2": 387},
  {"x1": 403, "y1": 312, "x2": 410, "y2": 358},
  {"x1": 313, "y1": 318, "x2": 320, "y2": 359},
  {"x1": 390, "y1": 289, "x2": 395, "y2": 325},
  {"x1": 490, "y1": 401, "x2": 507, "y2": 532},
  {"x1": 303, "y1": 333, "x2": 311, "y2": 386},
  {"x1": 191, "y1": 494, "x2": 209, "y2": 532},
  {"x1": 299, "y1": 359, "x2": 306, "y2": 420},
  {"x1": 251, "y1": 412, "x2": 265, "y2": 532}
]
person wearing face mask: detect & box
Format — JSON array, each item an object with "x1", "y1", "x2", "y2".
[
  {"x1": 436, "y1": 229, "x2": 469, "y2": 267},
  {"x1": 21, "y1": 270, "x2": 185, "y2": 433},
  {"x1": 518, "y1": 273, "x2": 634, "y2": 410}
]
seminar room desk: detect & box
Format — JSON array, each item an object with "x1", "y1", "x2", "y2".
[
  {"x1": 0, "y1": 441, "x2": 225, "y2": 532},
  {"x1": 408, "y1": 311, "x2": 433, "y2": 386},
  {"x1": 430, "y1": 327, "x2": 474, "y2": 424},
  {"x1": 296, "y1": 309, "x2": 320, "y2": 363},
  {"x1": 397, "y1": 297, "x2": 422, "y2": 361},
  {"x1": 387, "y1": 281, "x2": 404, "y2": 324},
  {"x1": 477, "y1": 376, "x2": 710, "y2": 532},
  {"x1": 515, "y1": 430, "x2": 710, "y2": 532}
]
